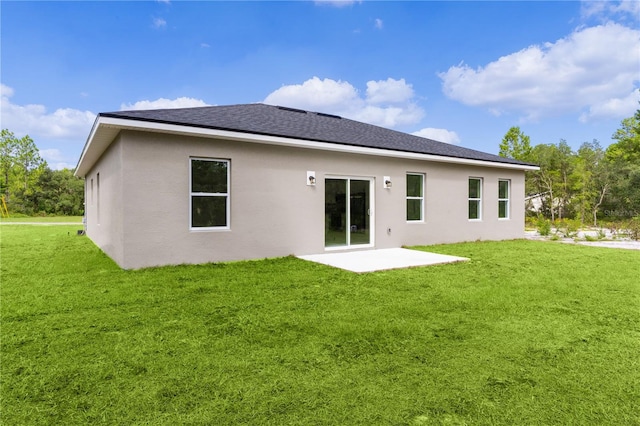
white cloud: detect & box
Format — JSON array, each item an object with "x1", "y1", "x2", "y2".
[
  {"x1": 40, "y1": 148, "x2": 66, "y2": 162},
  {"x1": 120, "y1": 97, "x2": 209, "y2": 111},
  {"x1": 264, "y1": 76, "x2": 424, "y2": 128},
  {"x1": 200, "y1": 43, "x2": 210, "y2": 48},
  {"x1": 412, "y1": 128, "x2": 461, "y2": 145},
  {"x1": 353, "y1": 104, "x2": 424, "y2": 129},
  {"x1": 40, "y1": 148, "x2": 75, "y2": 170},
  {"x1": 374, "y1": 18, "x2": 383, "y2": 30},
  {"x1": 266, "y1": 77, "x2": 359, "y2": 108},
  {"x1": 1, "y1": 84, "x2": 96, "y2": 140},
  {"x1": 1, "y1": 84, "x2": 14, "y2": 98},
  {"x1": 616, "y1": 0, "x2": 640, "y2": 16},
  {"x1": 580, "y1": 90, "x2": 640, "y2": 122},
  {"x1": 581, "y1": 0, "x2": 640, "y2": 22},
  {"x1": 439, "y1": 23, "x2": 640, "y2": 122},
  {"x1": 366, "y1": 78, "x2": 414, "y2": 104},
  {"x1": 152, "y1": 17, "x2": 167, "y2": 29}
]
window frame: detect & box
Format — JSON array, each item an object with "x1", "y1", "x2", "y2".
[
  {"x1": 189, "y1": 157, "x2": 230, "y2": 231},
  {"x1": 406, "y1": 172, "x2": 425, "y2": 222},
  {"x1": 96, "y1": 173, "x2": 100, "y2": 225},
  {"x1": 498, "y1": 179, "x2": 510, "y2": 220},
  {"x1": 468, "y1": 177, "x2": 482, "y2": 221}
]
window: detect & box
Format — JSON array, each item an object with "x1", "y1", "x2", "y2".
[
  {"x1": 468, "y1": 177, "x2": 482, "y2": 220},
  {"x1": 90, "y1": 178, "x2": 94, "y2": 205},
  {"x1": 96, "y1": 173, "x2": 100, "y2": 225},
  {"x1": 498, "y1": 179, "x2": 510, "y2": 219},
  {"x1": 190, "y1": 158, "x2": 229, "y2": 229},
  {"x1": 406, "y1": 173, "x2": 424, "y2": 221}
]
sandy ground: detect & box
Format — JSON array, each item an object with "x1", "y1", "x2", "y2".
[{"x1": 524, "y1": 230, "x2": 640, "y2": 250}]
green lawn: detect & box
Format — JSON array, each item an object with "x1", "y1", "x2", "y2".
[
  {"x1": 0, "y1": 215, "x2": 83, "y2": 223},
  {"x1": 1, "y1": 226, "x2": 639, "y2": 425}
]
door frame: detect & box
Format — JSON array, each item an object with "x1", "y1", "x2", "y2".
[{"x1": 324, "y1": 175, "x2": 375, "y2": 251}]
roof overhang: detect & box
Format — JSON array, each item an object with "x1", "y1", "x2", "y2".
[{"x1": 75, "y1": 116, "x2": 540, "y2": 177}]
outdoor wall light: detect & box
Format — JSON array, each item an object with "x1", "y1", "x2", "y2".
[
  {"x1": 384, "y1": 176, "x2": 392, "y2": 189},
  {"x1": 307, "y1": 171, "x2": 316, "y2": 186}
]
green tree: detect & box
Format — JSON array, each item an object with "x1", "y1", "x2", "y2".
[
  {"x1": 529, "y1": 144, "x2": 561, "y2": 221},
  {"x1": 0, "y1": 129, "x2": 19, "y2": 201},
  {"x1": 572, "y1": 141, "x2": 610, "y2": 225},
  {"x1": 555, "y1": 140, "x2": 577, "y2": 220},
  {"x1": 0, "y1": 128, "x2": 86, "y2": 216},
  {"x1": 606, "y1": 110, "x2": 640, "y2": 164},
  {"x1": 33, "y1": 168, "x2": 85, "y2": 216},
  {"x1": 499, "y1": 126, "x2": 532, "y2": 161},
  {"x1": 14, "y1": 134, "x2": 45, "y2": 192},
  {"x1": 9, "y1": 134, "x2": 46, "y2": 214},
  {"x1": 603, "y1": 109, "x2": 640, "y2": 218}
]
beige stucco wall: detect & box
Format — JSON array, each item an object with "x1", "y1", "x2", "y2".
[
  {"x1": 84, "y1": 136, "x2": 125, "y2": 266},
  {"x1": 86, "y1": 130, "x2": 526, "y2": 269}
]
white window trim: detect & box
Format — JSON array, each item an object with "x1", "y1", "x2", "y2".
[
  {"x1": 498, "y1": 179, "x2": 510, "y2": 220},
  {"x1": 468, "y1": 177, "x2": 482, "y2": 221},
  {"x1": 324, "y1": 175, "x2": 375, "y2": 251},
  {"x1": 189, "y1": 157, "x2": 231, "y2": 231},
  {"x1": 406, "y1": 172, "x2": 425, "y2": 222}
]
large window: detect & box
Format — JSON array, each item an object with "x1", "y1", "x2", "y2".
[
  {"x1": 498, "y1": 179, "x2": 510, "y2": 219},
  {"x1": 468, "y1": 177, "x2": 482, "y2": 220},
  {"x1": 406, "y1": 173, "x2": 424, "y2": 221},
  {"x1": 190, "y1": 158, "x2": 229, "y2": 229}
]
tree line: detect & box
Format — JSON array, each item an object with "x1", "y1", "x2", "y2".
[
  {"x1": 500, "y1": 108, "x2": 640, "y2": 226},
  {"x1": 1, "y1": 129, "x2": 84, "y2": 216}
]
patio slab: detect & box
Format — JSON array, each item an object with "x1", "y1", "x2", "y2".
[{"x1": 297, "y1": 247, "x2": 469, "y2": 273}]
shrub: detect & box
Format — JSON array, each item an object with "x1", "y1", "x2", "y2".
[
  {"x1": 536, "y1": 216, "x2": 551, "y2": 236},
  {"x1": 556, "y1": 218, "x2": 580, "y2": 238},
  {"x1": 627, "y1": 216, "x2": 640, "y2": 241},
  {"x1": 525, "y1": 216, "x2": 538, "y2": 230}
]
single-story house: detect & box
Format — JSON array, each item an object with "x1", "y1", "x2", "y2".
[{"x1": 75, "y1": 103, "x2": 538, "y2": 269}]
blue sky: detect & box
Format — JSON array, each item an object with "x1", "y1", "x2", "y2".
[{"x1": 1, "y1": 1, "x2": 639, "y2": 169}]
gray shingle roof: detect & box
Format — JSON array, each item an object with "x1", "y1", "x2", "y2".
[{"x1": 101, "y1": 103, "x2": 534, "y2": 166}]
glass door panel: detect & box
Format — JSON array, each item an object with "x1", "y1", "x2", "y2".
[
  {"x1": 325, "y1": 178, "x2": 372, "y2": 248},
  {"x1": 325, "y1": 179, "x2": 347, "y2": 247},
  {"x1": 349, "y1": 179, "x2": 370, "y2": 245}
]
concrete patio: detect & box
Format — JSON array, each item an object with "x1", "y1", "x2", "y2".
[{"x1": 297, "y1": 247, "x2": 469, "y2": 273}]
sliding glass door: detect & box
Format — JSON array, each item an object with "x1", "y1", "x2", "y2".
[{"x1": 325, "y1": 178, "x2": 372, "y2": 248}]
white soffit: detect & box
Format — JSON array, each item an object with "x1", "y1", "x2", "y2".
[{"x1": 75, "y1": 116, "x2": 540, "y2": 176}]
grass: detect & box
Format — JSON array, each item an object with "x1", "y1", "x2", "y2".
[
  {"x1": 1, "y1": 226, "x2": 639, "y2": 425},
  {"x1": 0, "y1": 215, "x2": 83, "y2": 223}
]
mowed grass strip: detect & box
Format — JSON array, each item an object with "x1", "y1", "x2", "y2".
[
  {"x1": 0, "y1": 216, "x2": 83, "y2": 223},
  {"x1": 1, "y1": 226, "x2": 639, "y2": 425}
]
